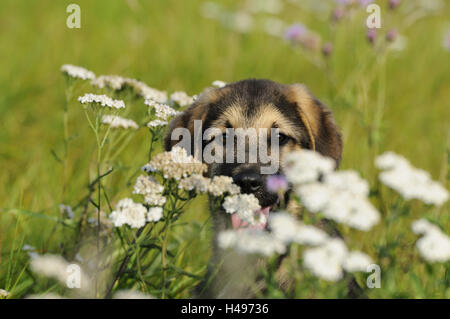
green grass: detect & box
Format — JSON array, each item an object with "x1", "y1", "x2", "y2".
[{"x1": 0, "y1": 0, "x2": 449, "y2": 298}]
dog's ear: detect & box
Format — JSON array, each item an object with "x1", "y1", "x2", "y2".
[
  {"x1": 164, "y1": 87, "x2": 222, "y2": 153},
  {"x1": 285, "y1": 84, "x2": 343, "y2": 165}
]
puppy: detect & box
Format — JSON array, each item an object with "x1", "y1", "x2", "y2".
[{"x1": 164, "y1": 79, "x2": 342, "y2": 298}]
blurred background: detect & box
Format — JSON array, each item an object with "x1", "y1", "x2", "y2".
[{"x1": 0, "y1": 0, "x2": 449, "y2": 298}]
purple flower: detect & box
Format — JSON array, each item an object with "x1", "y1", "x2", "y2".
[
  {"x1": 322, "y1": 42, "x2": 333, "y2": 57},
  {"x1": 332, "y1": 7, "x2": 345, "y2": 22},
  {"x1": 285, "y1": 24, "x2": 307, "y2": 42},
  {"x1": 367, "y1": 28, "x2": 377, "y2": 44},
  {"x1": 443, "y1": 32, "x2": 450, "y2": 52},
  {"x1": 359, "y1": 0, "x2": 374, "y2": 6},
  {"x1": 389, "y1": 0, "x2": 401, "y2": 10},
  {"x1": 266, "y1": 175, "x2": 288, "y2": 194},
  {"x1": 386, "y1": 29, "x2": 398, "y2": 42}
]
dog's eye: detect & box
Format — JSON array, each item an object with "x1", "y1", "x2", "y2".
[{"x1": 277, "y1": 133, "x2": 291, "y2": 146}]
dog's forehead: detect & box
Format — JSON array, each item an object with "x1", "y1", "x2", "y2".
[{"x1": 207, "y1": 80, "x2": 301, "y2": 130}]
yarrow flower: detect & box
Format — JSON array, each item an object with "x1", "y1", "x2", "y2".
[
  {"x1": 101, "y1": 115, "x2": 138, "y2": 129},
  {"x1": 133, "y1": 175, "x2": 166, "y2": 206},
  {"x1": 208, "y1": 176, "x2": 240, "y2": 196},
  {"x1": 78, "y1": 93, "x2": 125, "y2": 109},
  {"x1": 145, "y1": 99, "x2": 181, "y2": 120},
  {"x1": 376, "y1": 152, "x2": 449, "y2": 206},
  {"x1": 170, "y1": 91, "x2": 195, "y2": 107},
  {"x1": 303, "y1": 238, "x2": 372, "y2": 281},
  {"x1": 268, "y1": 212, "x2": 328, "y2": 246},
  {"x1": 222, "y1": 194, "x2": 261, "y2": 225},
  {"x1": 92, "y1": 75, "x2": 168, "y2": 103},
  {"x1": 212, "y1": 80, "x2": 227, "y2": 88},
  {"x1": 179, "y1": 174, "x2": 211, "y2": 193},
  {"x1": 147, "y1": 207, "x2": 163, "y2": 222},
  {"x1": 61, "y1": 64, "x2": 95, "y2": 80},
  {"x1": 218, "y1": 229, "x2": 286, "y2": 256},
  {"x1": 147, "y1": 119, "x2": 168, "y2": 128},
  {"x1": 411, "y1": 219, "x2": 450, "y2": 263},
  {"x1": 287, "y1": 150, "x2": 380, "y2": 231},
  {"x1": 30, "y1": 254, "x2": 92, "y2": 291},
  {"x1": 283, "y1": 150, "x2": 335, "y2": 185},
  {"x1": 0, "y1": 289, "x2": 10, "y2": 299},
  {"x1": 109, "y1": 198, "x2": 148, "y2": 228},
  {"x1": 144, "y1": 147, "x2": 207, "y2": 180}
]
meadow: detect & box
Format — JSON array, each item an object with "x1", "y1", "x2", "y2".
[{"x1": 0, "y1": 0, "x2": 449, "y2": 299}]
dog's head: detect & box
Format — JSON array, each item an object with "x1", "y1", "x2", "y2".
[{"x1": 164, "y1": 79, "x2": 342, "y2": 211}]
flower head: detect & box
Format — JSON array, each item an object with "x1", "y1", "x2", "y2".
[
  {"x1": 145, "y1": 99, "x2": 181, "y2": 120},
  {"x1": 223, "y1": 194, "x2": 261, "y2": 225},
  {"x1": 78, "y1": 93, "x2": 125, "y2": 109},
  {"x1": 218, "y1": 229, "x2": 286, "y2": 256},
  {"x1": 266, "y1": 175, "x2": 288, "y2": 194},
  {"x1": 145, "y1": 147, "x2": 207, "y2": 180},
  {"x1": 212, "y1": 80, "x2": 227, "y2": 88},
  {"x1": 133, "y1": 175, "x2": 166, "y2": 206},
  {"x1": 61, "y1": 64, "x2": 95, "y2": 80},
  {"x1": 102, "y1": 115, "x2": 138, "y2": 129},
  {"x1": 147, "y1": 207, "x2": 163, "y2": 222},
  {"x1": 109, "y1": 198, "x2": 148, "y2": 228},
  {"x1": 170, "y1": 91, "x2": 194, "y2": 107},
  {"x1": 283, "y1": 150, "x2": 335, "y2": 185},
  {"x1": 412, "y1": 219, "x2": 450, "y2": 263}
]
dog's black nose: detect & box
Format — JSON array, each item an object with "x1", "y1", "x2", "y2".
[{"x1": 233, "y1": 171, "x2": 262, "y2": 193}]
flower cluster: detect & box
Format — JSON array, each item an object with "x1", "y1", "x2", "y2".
[
  {"x1": 92, "y1": 75, "x2": 168, "y2": 103},
  {"x1": 109, "y1": 198, "x2": 163, "y2": 229},
  {"x1": 285, "y1": 150, "x2": 380, "y2": 231},
  {"x1": 218, "y1": 229, "x2": 286, "y2": 256},
  {"x1": 303, "y1": 238, "x2": 372, "y2": 281},
  {"x1": 411, "y1": 219, "x2": 450, "y2": 263},
  {"x1": 0, "y1": 289, "x2": 10, "y2": 299},
  {"x1": 78, "y1": 93, "x2": 125, "y2": 109},
  {"x1": 61, "y1": 64, "x2": 96, "y2": 80},
  {"x1": 101, "y1": 115, "x2": 139, "y2": 129},
  {"x1": 143, "y1": 147, "x2": 207, "y2": 180},
  {"x1": 30, "y1": 254, "x2": 92, "y2": 291},
  {"x1": 222, "y1": 194, "x2": 262, "y2": 225},
  {"x1": 145, "y1": 99, "x2": 181, "y2": 120},
  {"x1": 376, "y1": 152, "x2": 449, "y2": 206},
  {"x1": 170, "y1": 91, "x2": 195, "y2": 107},
  {"x1": 133, "y1": 175, "x2": 166, "y2": 206},
  {"x1": 147, "y1": 119, "x2": 168, "y2": 127}
]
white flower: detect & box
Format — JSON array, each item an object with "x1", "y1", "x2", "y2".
[
  {"x1": 133, "y1": 175, "x2": 166, "y2": 206},
  {"x1": 102, "y1": 115, "x2": 138, "y2": 129},
  {"x1": 412, "y1": 219, "x2": 450, "y2": 263},
  {"x1": 323, "y1": 192, "x2": 380, "y2": 231},
  {"x1": 109, "y1": 198, "x2": 148, "y2": 228},
  {"x1": 208, "y1": 175, "x2": 240, "y2": 196},
  {"x1": 91, "y1": 74, "x2": 127, "y2": 90},
  {"x1": 212, "y1": 80, "x2": 227, "y2": 88},
  {"x1": 61, "y1": 64, "x2": 95, "y2": 80},
  {"x1": 147, "y1": 207, "x2": 163, "y2": 222},
  {"x1": 30, "y1": 254, "x2": 91, "y2": 291},
  {"x1": 295, "y1": 182, "x2": 332, "y2": 212},
  {"x1": 78, "y1": 93, "x2": 125, "y2": 109},
  {"x1": 303, "y1": 238, "x2": 348, "y2": 281},
  {"x1": 223, "y1": 194, "x2": 261, "y2": 225},
  {"x1": 324, "y1": 170, "x2": 369, "y2": 197},
  {"x1": 411, "y1": 218, "x2": 441, "y2": 235},
  {"x1": 147, "y1": 119, "x2": 168, "y2": 127},
  {"x1": 218, "y1": 229, "x2": 286, "y2": 256},
  {"x1": 269, "y1": 212, "x2": 328, "y2": 246},
  {"x1": 170, "y1": 91, "x2": 194, "y2": 107},
  {"x1": 416, "y1": 231, "x2": 450, "y2": 263},
  {"x1": 179, "y1": 174, "x2": 210, "y2": 193},
  {"x1": 0, "y1": 289, "x2": 10, "y2": 298},
  {"x1": 342, "y1": 251, "x2": 373, "y2": 273},
  {"x1": 113, "y1": 290, "x2": 154, "y2": 299},
  {"x1": 145, "y1": 99, "x2": 181, "y2": 120},
  {"x1": 283, "y1": 150, "x2": 335, "y2": 185},
  {"x1": 377, "y1": 152, "x2": 449, "y2": 206},
  {"x1": 375, "y1": 151, "x2": 410, "y2": 170},
  {"x1": 145, "y1": 147, "x2": 207, "y2": 180}
]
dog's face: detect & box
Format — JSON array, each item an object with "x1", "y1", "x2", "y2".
[{"x1": 165, "y1": 79, "x2": 342, "y2": 211}]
